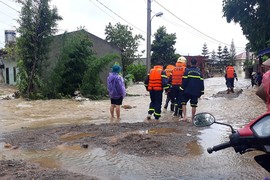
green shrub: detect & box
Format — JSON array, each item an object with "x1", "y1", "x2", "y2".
[{"x1": 126, "y1": 64, "x2": 147, "y2": 82}]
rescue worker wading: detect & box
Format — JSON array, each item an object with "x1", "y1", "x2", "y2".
[
  {"x1": 170, "y1": 56, "x2": 186, "y2": 117},
  {"x1": 145, "y1": 65, "x2": 168, "y2": 120},
  {"x1": 225, "y1": 65, "x2": 238, "y2": 94},
  {"x1": 164, "y1": 64, "x2": 175, "y2": 111},
  {"x1": 181, "y1": 59, "x2": 204, "y2": 122}
]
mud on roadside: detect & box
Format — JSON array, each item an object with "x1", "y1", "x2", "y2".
[{"x1": 1, "y1": 121, "x2": 199, "y2": 179}]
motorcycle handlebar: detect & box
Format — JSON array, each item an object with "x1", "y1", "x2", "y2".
[{"x1": 207, "y1": 142, "x2": 231, "y2": 154}]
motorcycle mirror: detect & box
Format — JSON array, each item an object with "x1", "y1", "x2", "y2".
[{"x1": 193, "y1": 112, "x2": 215, "y2": 127}]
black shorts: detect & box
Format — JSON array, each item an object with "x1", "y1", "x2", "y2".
[
  {"x1": 111, "y1": 97, "x2": 123, "y2": 105},
  {"x1": 182, "y1": 94, "x2": 198, "y2": 107}
]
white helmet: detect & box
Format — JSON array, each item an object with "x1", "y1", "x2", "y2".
[{"x1": 177, "y1": 56, "x2": 186, "y2": 63}]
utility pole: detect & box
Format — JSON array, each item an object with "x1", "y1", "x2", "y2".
[{"x1": 146, "y1": 0, "x2": 151, "y2": 74}]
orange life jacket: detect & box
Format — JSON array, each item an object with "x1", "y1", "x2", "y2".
[
  {"x1": 226, "y1": 66, "x2": 234, "y2": 78},
  {"x1": 148, "y1": 66, "x2": 163, "y2": 91},
  {"x1": 171, "y1": 62, "x2": 186, "y2": 85},
  {"x1": 165, "y1": 64, "x2": 175, "y2": 78}
]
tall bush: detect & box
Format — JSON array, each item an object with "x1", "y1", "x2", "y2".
[
  {"x1": 126, "y1": 64, "x2": 147, "y2": 82},
  {"x1": 81, "y1": 54, "x2": 120, "y2": 99}
]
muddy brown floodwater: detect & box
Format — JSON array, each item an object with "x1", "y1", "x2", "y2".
[{"x1": 0, "y1": 77, "x2": 269, "y2": 180}]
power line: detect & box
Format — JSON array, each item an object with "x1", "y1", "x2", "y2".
[
  {"x1": 88, "y1": 0, "x2": 119, "y2": 23},
  {"x1": 153, "y1": 0, "x2": 245, "y2": 50},
  {"x1": 0, "y1": 20, "x2": 13, "y2": 27},
  {"x1": 93, "y1": 0, "x2": 146, "y2": 34},
  {"x1": 0, "y1": 9, "x2": 16, "y2": 19},
  {"x1": 0, "y1": 0, "x2": 20, "y2": 13},
  {"x1": 6, "y1": 0, "x2": 22, "y2": 7}
]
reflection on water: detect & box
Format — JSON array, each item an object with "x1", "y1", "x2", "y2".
[{"x1": 0, "y1": 77, "x2": 269, "y2": 179}]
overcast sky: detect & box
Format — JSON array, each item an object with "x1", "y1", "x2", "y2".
[{"x1": 0, "y1": 0, "x2": 248, "y2": 57}]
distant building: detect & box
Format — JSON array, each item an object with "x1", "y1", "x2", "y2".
[
  {"x1": 5, "y1": 30, "x2": 16, "y2": 44},
  {"x1": 235, "y1": 51, "x2": 255, "y2": 78},
  {"x1": 184, "y1": 55, "x2": 206, "y2": 75},
  {"x1": 0, "y1": 29, "x2": 122, "y2": 86},
  {"x1": 0, "y1": 30, "x2": 17, "y2": 85},
  {"x1": 44, "y1": 29, "x2": 122, "y2": 86},
  {"x1": 133, "y1": 57, "x2": 146, "y2": 65}
]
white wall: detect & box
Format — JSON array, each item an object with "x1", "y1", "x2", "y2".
[{"x1": 2, "y1": 59, "x2": 17, "y2": 85}]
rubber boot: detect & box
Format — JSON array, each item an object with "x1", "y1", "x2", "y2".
[
  {"x1": 179, "y1": 110, "x2": 182, "y2": 118},
  {"x1": 170, "y1": 104, "x2": 175, "y2": 112},
  {"x1": 164, "y1": 98, "x2": 169, "y2": 109},
  {"x1": 173, "y1": 105, "x2": 178, "y2": 116},
  {"x1": 227, "y1": 89, "x2": 230, "y2": 94},
  {"x1": 231, "y1": 88, "x2": 234, "y2": 93}
]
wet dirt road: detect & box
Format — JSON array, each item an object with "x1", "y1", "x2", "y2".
[{"x1": 0, "y1": 77, "x2": 269, "y2": 180}]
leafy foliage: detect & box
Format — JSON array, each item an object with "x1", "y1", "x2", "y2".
[
  {"x1": 222, "y1": 0, "x2": 270, "y2": 52},
  {"x1": 201, "y1": 43, "x2": 209, "y2": 57},
  {"x1": 151, "y1": 26, "x2": 177, "y2": 66},
  {"x1": 222, "y1": 46, "x2": 230, "y2": 66},
  {"x1": 126, "y1": 64, "x2": 147, "y2": 82},
  {"x1": 81, "y1": 54, "x2": 120, "y2": 99},
  {"x1": 105, "y1": 22, "x2": 144, "y2": 75},
  {"x1": 41, "y1": 31, "x2": 93, "y2": 98},
  {"x1": 229, "y1": 40, "x2": 236, "y2": 65},
  {"x1": 41, "y1": 31, "x2": 120, "y2": 99},
  {"x1": 16, "y1": 0, "x2": 62, "y2": 98}
]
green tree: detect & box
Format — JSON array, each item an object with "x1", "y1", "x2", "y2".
[
  {"x1": 105, "y1": 22, "x2": 144, "y2": 75},
  {"x1": 210, "y1": 49, "x2": 217, "y2": 66},
  {"x1": 51, "y1": 31, "x2": 93, "y2": 97},
  {"x1": 16, "y1": 0, "x2": 62, "y2": 98},
  {"x1": 42, "y1": 31, "x2": 120, "y2": 99},
  {"x1": 151, "y1": 26, "x2": 177, "y2": 66},
  {"x1": 230, "y1": 40, "x2": 236, "y2": 66},
  {"x1": 217, "y1": 45, "x2": 223, "y2": 67},
  {"x1": 81, "y1": 54, "x2": 120, "y2": 99},
  {"x1": 201, "y1": 43, "x2": 209, "y2": 57},
  {"x1": 222, "y1": 0, "x2": 270, "y2": 52},
  {"x1": 126, "y1": 64, "x2": 147, "y2": 82},
  {"x1": 222, "y1": 46, "x2": 230, "y2": 66}
]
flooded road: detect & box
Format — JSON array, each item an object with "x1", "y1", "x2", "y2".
[{"x1": 0, "y1": 77, "x2": 269, "y2": 179}]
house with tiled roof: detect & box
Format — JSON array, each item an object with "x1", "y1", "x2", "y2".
[{"x1": 235, "y1": 51, "x2": 255, "y2": 78}]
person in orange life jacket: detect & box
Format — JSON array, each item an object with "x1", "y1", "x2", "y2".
[
  {"x1": 169, "y1": 56, "x2": 187, "y2": 117},
  {"x1": 164, "y1": 64, "x2": 175, "y2": 111},
  {"x1": 225, "y1": 65, "x2": 238, "y2": 94},
  {"x1": 181, "y1": 58, "x2": 204, "y2": 122},
  {"x1": 144, "y1": 65, "x2": 169, "y2": 120}
]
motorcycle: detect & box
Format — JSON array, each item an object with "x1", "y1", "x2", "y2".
[{"x1": 193, "y1": 112, "x2": 270, "y2": 173}]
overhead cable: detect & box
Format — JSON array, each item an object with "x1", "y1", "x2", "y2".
[
  {"x1": 0, "y1": 0, "x2": 20, "y2": 13},
  {"x1": 154, "y1": 0, "x2": 245, "y2": 50},
  {"x1": 93, "y1": 0, "x2": 146, "y2": 34},
  {"x1": 88, "y1": 0, "x2": 119, "y2": 23}
]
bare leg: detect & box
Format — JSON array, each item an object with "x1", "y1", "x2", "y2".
[
  {"x1": 182, "y1": 105, "x2": 187, "y2": 121},
  {"x1": 110, "y1": 104, "x2": 115, "y2": 119},
  {"x1": 115, "y1": 105, "x2": 121, "y2": 120},
  {"x1": 191, "y1": 107, "x2": 196, "y2": 121}
]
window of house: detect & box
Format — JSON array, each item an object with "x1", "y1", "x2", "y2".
[
  {"x1": 13, "y1": 67, "x2": 16, "y2": 82},
  {"x1": 6, "y1": 68, "x2": 9, "y2": 84}
]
